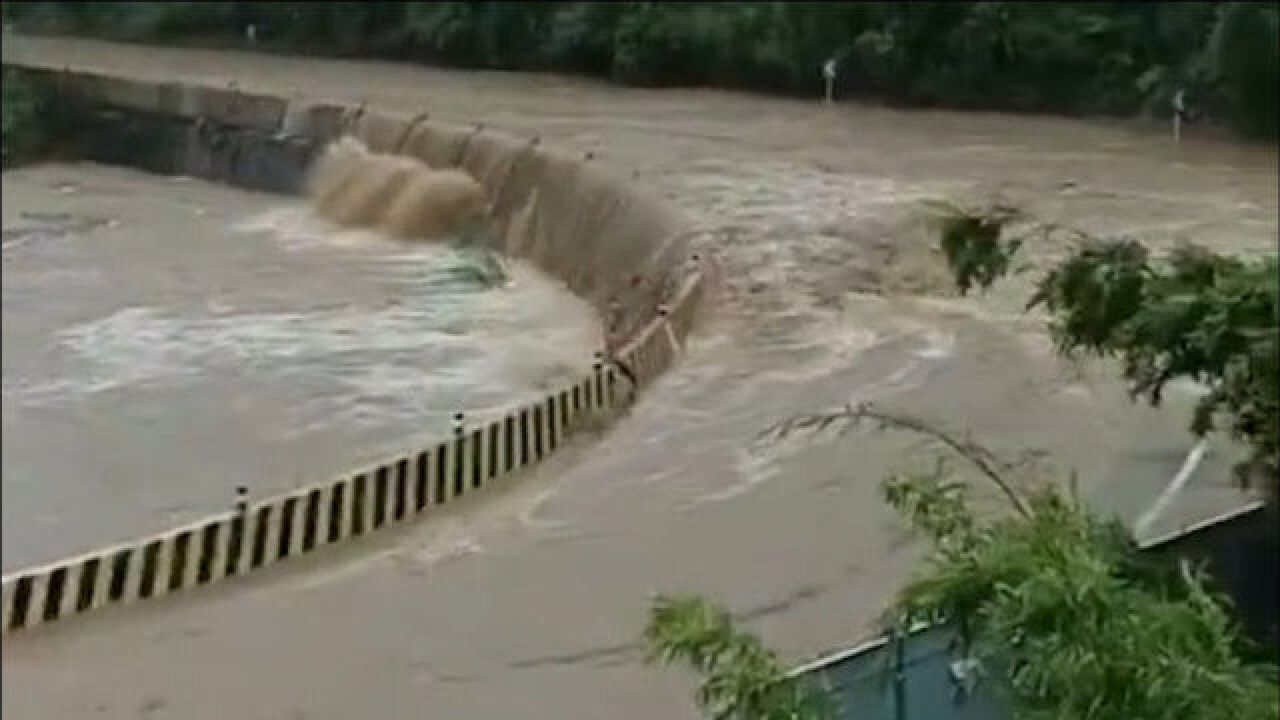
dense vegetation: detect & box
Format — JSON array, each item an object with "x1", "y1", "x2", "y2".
[{"x1": 5, "y1": 2, "x2": 1278, "y2": 138}]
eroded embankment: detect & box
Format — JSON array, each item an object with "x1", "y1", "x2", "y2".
[{"x1": 0, "y1": 63, "x2": 704, "y2": 633}]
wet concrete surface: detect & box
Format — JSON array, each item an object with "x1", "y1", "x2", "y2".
[{"x1": 1, "y1": 34, "x2": 1275, "y2": 720}]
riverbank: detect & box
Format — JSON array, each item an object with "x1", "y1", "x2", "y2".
[{"x1": 5, "y1": 3, "x2": 1277, "y2": 140}]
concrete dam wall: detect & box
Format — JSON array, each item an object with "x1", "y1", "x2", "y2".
[{"x1": 1, "y1": 62, "x2": 706, "y2": 634}]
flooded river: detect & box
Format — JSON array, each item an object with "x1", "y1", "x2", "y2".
[
  {"x1": 1, "y1": 34, "x2": 1276, "y2": 720},
  {"x1": 1, "y1": 163, "x2": 600, "y2": 570}
]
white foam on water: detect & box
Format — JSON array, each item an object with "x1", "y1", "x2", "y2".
[
  {"x1": 233, "y1": 204, "x2": 394, "y2": 252},
  {"x1": 31, "y1": 275, "x2": 595, "y2": 428},
  {"x1": 8, "y1": 181, "x2": 601, "y2": 440}
]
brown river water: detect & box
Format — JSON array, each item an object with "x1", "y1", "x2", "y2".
[
  {"x1": 1, "y1": 34, "x2": 1276, "y2": 720},
  {"x1": 2, "y1": 162, "x2": 600, "y2": 569}
]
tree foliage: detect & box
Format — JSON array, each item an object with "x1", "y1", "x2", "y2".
[
  {"x1": 885, "y1": 454, "x2": 1278, "y2": 720},
  {"x1": 8, "y1": 2, "x2": 1278, "y2": 138},
  {"x1": 644, "y1": 594, "x2": 835, "y2": 720},
  {"x1": 933, "y1": 201, "x2": 1279, "y2": 500},
  {"x1": 924, "y1": 199, "x2": 1026, "y2": 295}
]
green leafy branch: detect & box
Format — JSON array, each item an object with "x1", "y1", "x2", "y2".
[
  {"x1": 921, "y1": 198, "x2": 1026, "y2": 295},
  {"x1": 928, "y1": 201, "x2": 1279, "y2": 499},
  {"x1": 885, "y1": 461, "x2": 1278, "y2": 720},
  {"x1": 644, "y1": 594, "x2": 836, "y2": 720}
]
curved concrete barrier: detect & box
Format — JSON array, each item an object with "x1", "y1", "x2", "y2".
[{"x1": 1, "y1": 63, "x2": 706, "y2": 634}]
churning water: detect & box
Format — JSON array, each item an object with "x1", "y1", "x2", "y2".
[
  {"x1": 307, "y1": 136, "x2": 490, "y2": 241},
  {"x1": 1, "y1": 162, "x2": 600, "y2": 569}
]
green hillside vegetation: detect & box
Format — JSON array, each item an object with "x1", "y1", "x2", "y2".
[{"x1": 5, "y1": 2, "x2": 1277, "y2": 139}]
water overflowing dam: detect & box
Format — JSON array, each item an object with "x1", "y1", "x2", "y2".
[
  {"x1": 307, "y1": 136, "x2": 491, "y2": 241},
  {"x1": 1, "y1": 33, "x2": 1276, "y2": 720}
]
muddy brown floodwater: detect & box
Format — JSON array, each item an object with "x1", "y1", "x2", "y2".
[
  {"x1": 2, "y1": 34, "x2": 1276, "y2": 720},
  {"x1": 2, "y1": 163, "x2": 600, "y2": 570}
]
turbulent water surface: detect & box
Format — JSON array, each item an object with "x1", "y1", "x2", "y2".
[
  {"x1": 1, "y1": 34, "x2": 1276, "y2": 720},
  {"x1": 1, "y1": 162, "x2": 600, "y2": 570}
]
